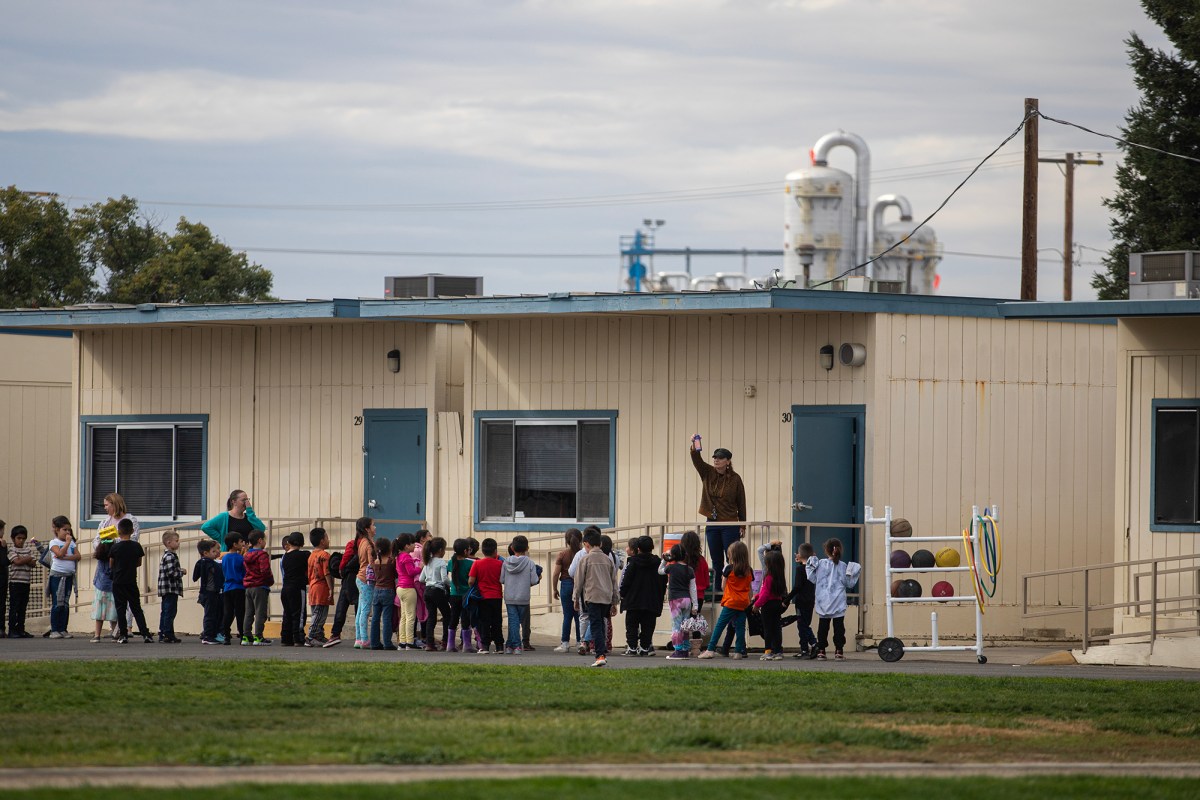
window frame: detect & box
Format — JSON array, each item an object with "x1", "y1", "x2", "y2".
[
  {"x1": 80, "y1": 414, "x2": 209, "y2": 526},
  {"x1": 1149, "y1": 399, "x2": 1200, "y2": 533},
  {"x1": 473, "y1": 410, "x2": 617, "y2": 531}
]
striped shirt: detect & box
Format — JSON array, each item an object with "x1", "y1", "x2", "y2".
[
  {"x1": 157, "y1": 550, "x2": 184, "y2": 597},
  {"x1": 8, "y1": 543, "x2": 36, "y2": 584}
]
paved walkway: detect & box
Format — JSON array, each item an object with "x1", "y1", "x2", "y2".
[
  {"x1": 3, "y1": 634, "x2": 1199, "y2": 681},
  {"x1": 3, "y1": 762, "x2": 1200, "y2": 788}
]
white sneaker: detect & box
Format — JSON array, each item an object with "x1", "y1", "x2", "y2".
[
  {"x1": 60, "y1": 632, "x2": 74, "y2": 639},
  {"x1": 48, "y1": 631, "x2": 63, "y2": 639},
  {"x1": 553, "y1": 642, "x2": 570, "y2": 653},
  {"x1": 730, "y1": 652, "x2": 746, "y2": 659},
  {"x1": 697, "y1": 650, "x2": 715, "y2": 659}
]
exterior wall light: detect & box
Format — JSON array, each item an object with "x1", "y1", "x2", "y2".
[
  {"x1": 819, "y1": 344, "x2": 835, "y2": 371},
  {"x1": 387, "y1": 349, "x2": 401, "y2": 373}
]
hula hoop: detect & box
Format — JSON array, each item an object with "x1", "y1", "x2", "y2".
[
  {"x1": 962, "y1": 525, "x2": 985, "y2": 612},
  {"x1": 975, "y1": 514, "x2": 1001, "y2": 599}
]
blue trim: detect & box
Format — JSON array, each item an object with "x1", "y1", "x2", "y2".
[
  {"x1": 0, "y1": 327, "x2": 72, "y2": 338},
  {"x1": 1148, "y1": 399, "x2": 1200, "y2": 532},
  {"x1": 0, "y1": 299, "x2": 362, "y2": 329},
  {"x1": 473, "y1": 410, "x2": 618, "y2": 530},
  {"x1": 79, "y1": 414, "x2": 209, "y2": 524},
  {"x1": 999, "y1": 299, "x2": 1200, "y2": 321}
]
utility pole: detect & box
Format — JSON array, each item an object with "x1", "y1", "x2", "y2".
[
  {"x1": 1037, "y1": 152, "x2": 1104, "y2": 301},
  {"x1": 1021, "y1": 98, "x2": 1039, "y2": 301}
]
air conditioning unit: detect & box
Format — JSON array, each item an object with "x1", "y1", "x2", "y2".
[
  {"x1": 1129, "y1": 252, "x2": 1200, "y2": 299},
  {"x1": 384, "y1": 274, "x2": 484, "y2": 298}
]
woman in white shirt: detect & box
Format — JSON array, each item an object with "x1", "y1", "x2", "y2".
[{"x1": 93, "y1": 493, "x2": 140, "y2": 547}]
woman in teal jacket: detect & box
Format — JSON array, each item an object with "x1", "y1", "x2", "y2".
[{"x1": 201, "y1": 489, "x2": 265, "y2": 551}]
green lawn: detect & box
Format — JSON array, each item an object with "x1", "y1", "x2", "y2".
[
  {"x1": 1, "y1": 660, "x2": 1197, "y2": 768},
  {"x1": 3, "y1": 778, "x2": 1199, "y2": 800}
]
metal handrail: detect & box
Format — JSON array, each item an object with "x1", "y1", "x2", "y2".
[{"x1": 1022, "y1": 552, "x2": 1200, "y2": 653}]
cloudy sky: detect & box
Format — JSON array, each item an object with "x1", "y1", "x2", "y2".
[{"x1": 0, "y1": 1, "x2": 1169, "y2": 301}]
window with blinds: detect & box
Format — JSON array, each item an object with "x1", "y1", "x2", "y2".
[
  {"x1": 87, "y1": 422, "x2": 204, "y2": 520},
  {"x1": 1154, "y1": 406, "x2": 1200, "y2": 525},
  {"x1": 480, "y1": 417, "x2": 612, "y2": 523}
]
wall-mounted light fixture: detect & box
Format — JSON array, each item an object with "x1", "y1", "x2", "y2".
[
  {"x1": 386, "y1": 349, "x2": 401, "y2": 373},
  {"x1": 839, "y1": 342, "x2": 867, "y2": 367},
  {"x1": 819, "y1": 344, "x2": 835, "y2": 371}
]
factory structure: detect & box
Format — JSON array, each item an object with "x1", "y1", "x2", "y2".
[{"x1": 622, "y1": 130, "x2": 943, "y2": 295}]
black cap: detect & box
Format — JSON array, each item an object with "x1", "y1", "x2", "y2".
[{"x1": 712, "y1": 448, "x2": 733, "y2": 459}]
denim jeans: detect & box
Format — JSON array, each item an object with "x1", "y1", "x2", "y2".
[
  {"x1": 370, "y1": 589, "x2": 395, "y2": 648},
  {"x1": 584, "y1": 602, "x2": 611, "y2": 657},
  {"x1": 158, "y1": 593, "x2": 179, "y2": 639},
  {"x1": 558, "y1": 578, "x2": 580, "y2": 643},
  {"x1": 505, "y1": 603, "x2": 529, "y2": 649},
  {"x1": 48, "y1": 573, "x2": 74, "y2": 633},
  {"x1": 705, "y1": 525, "x2": 741, "y2": 592},
  {"x1": 355, "y1": 579, "x2": 375, "y2": 643},
  {"x1": 706, "y1": 606, "x2": 747, "y2": 654}
]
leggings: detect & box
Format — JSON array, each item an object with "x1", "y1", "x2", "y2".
[
  {"x1": 760, "y1": 599, "x2": 783, "y2": 654},
  {"x1": 424, "y1": 586, "x2": 451, "y2": 641},
  {"x1": 668, "y1": 597, "x2": 693, "y2": 650}
]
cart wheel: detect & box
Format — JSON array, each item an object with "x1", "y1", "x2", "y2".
[
  {"x1": 878, "y1": 637, "x2": 904, "y2": 662},
  {"x1": 977, "y1": 655, "x2": 987, "y2": 664}
]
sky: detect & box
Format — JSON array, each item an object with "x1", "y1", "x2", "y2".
[{"x1": 0, "y1": 0, "x2": 1172, "y2": 302}]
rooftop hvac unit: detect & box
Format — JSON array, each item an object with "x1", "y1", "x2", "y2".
[
  {"x1": 384, "y1": 274, "x2": 484, "y2": 298},
  {"x1": 827, "y1": 276, "x2": 905, "y2": 294},
  {"x1": 1129, "y1": 252, "x2": 1200, "y2": 299}
]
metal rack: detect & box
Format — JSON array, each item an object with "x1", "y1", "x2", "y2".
[{"x1": 865, "y1": 504, "x2": 997, "y2": 664}]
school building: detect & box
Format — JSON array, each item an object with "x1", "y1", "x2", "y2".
[{"x1": 0, "y1": 289, "x2": 1131, "y2": 649}]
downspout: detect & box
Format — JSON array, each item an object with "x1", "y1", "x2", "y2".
[{"x1": 812, "y1": 131, "x2": 870, "y2": 273}]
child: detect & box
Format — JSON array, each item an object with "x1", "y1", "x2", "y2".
[
  {"x1": 419, "y1": 537, "x2": 451, "y2": 651},
  {"x1": 659, "y1": 543, "x2": 698, "y2": 660},
  {"x1": 90, "y1": 542, "x2": 117, "y2": 642},
  {"x1": 572, "y1": 528, "x2": 620, "y2": 667},
  {"x1": 0, "y1": 520, "x2": 7, "y2": 636},
  {"x1": 279, "y1": 531, "x2": 309, "y2": 647},
  {"x1": 806, "y1": 537, "x2": 861, "y2": 660},
  {"x1": 754, "y1": 545, "x2": 788, "y2": 660},
  {"x1": 619, "y1": 535, "x2": 665, "y2": 656},
  {"x1": 551, "y1": 529, "x2": 583, "y2": 653},
  {"x1": 448, "y1": 538, "x2": 474, "y2": 653},
  {"x1": 411, "y1": 529, "x2": 432, "y2": 647},
  {"x1": 789, "y1": 542, "x2": 818, "y2": 658},
  {"x1": 109, "y1": 518, "x2": 154, "y2": 643},
  {"x1": 194, "y1": 539, "x2": 224, "y2": 644},
  {"x1": 156, "y1": 531, "x2": 184, "y2": 643},
  {"x1": 698, "y1": 540, "x2": 753, "y2": 659},
  {"x1": 468, "y1": 538, "x2": 504, "y2": 654},
  {"x1": 369, "y1": 537, "x2": 397, "y2": 650},
  {"x1": 679, "y1": 530, "x2": 709, "y2": 651},
  {"x1": 500, "y1": 535, "x2": 540, "y2": 654},
  {"x1": 306, "y1": 527, "x2": 333, "y2": 646},
  {"x1": 242, "y1": 530, "x2": 274, "y2": 645},
  {"x1": 394, "y1": 532, "x2": 420, "y2": 650},
  {"x1": 221, "y1": 532, "x2": 248, "y2": 645},
  {"x1": 46, "y1": 517, "x2": 80, "y2": 637},
  {"x1": 6, "y1": 526, "x2": 36, "y2": 637}
]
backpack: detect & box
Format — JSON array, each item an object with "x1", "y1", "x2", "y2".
[
  {"x1": 340, "y1": 551, "x2": 360, "y2": 581},
  {"x1": 328, "y1": 551, "x2": 342, "y2": 577}
]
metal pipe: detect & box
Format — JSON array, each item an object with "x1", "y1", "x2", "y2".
[
  {"x1": 813, "y1": 130, "x2": 870, "y2": 270},
  {"x1": 871, "y1": 194, "x2": 913, "y2": 246}
]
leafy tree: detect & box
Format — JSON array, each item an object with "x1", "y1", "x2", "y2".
[
  {"x1": 72, "y1": 196, "x2": 164, "y2": 301},
  {"x1": 112, "y1": 217, "x2": 274, "y2": 305},
  {"x1": 0, "y1": 186, "x2": 94, "y2": 308},
  {"x1": 1096, "y1": 0, "x2": 1200, "y2": 299}
]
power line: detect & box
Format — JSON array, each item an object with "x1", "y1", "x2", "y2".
[{"x1": 1037, "y1": 111, "x2": 1200, "y2": 164}]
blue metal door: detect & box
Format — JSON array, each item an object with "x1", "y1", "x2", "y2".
[
  {"x1": 363, "y1": 409, "x2": 427, "y2": 536},
  {"x1": 792, "y1": 405, "x2": 864, "y2": 566}
]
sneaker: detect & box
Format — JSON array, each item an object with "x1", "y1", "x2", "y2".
[
  {"x1": 760, "y1": 651, "x2": 774, "y2": 661},
  {"x1": 665, "y1": 649, "x2": 689, "y2": 660},
  {"x1": 252, "y1": 637, "x2": 271, "y2": 646},
  {"x1": 577, "y1": 643, "x2": 589, "y2": 655},
  {"x1": 201, "y1": 638, "x2": 219, "y2": 645},
  {"x1": 553, "y1": 642, "x2": 570, "y2": 653},
  {"x1": 223, "y1": 638, "x2": 231, "y2": 646},
  {"x1": 477, "y1": 646, "x2": 490, "y2": 654},
  {"x1": 143, "y1": 635, "x2": 155, "y2": 643},
  {"x1": 90, "y1": 636, "x2": 102, "y2": 643},
  {"x1": 18, "y1": 631, "x2": 34, "y2": 639},
  {"x1": 116, "y1": 635, "x2": 128, "y2": 644},
  {"x1": 241, "y1": 637, "x2": 252, "y2": 646},
  {"x1": 504, "y1": 646, "x2": 514, "y2": 655},
  {"x1": 817, "y1": 649, "x2": 827, "y2": 660},
  {"x1": 697, "y1": 650, "x2": 716, "y2": 659},
  {"x1": 215, "y1": 634, "x2": 226, "y2": 644},
  {"x1": 622, "y1": 646, "x2": 639, "y2": 656},
  {"x1": 731, "y1": 652, "x2": 746, "y2": 660},
  {"x1": 324, "y1": 636, "x2": 342, "y2": 648},
  {"x1": 60, "y1": 632, "x2": 74, "y2": 639},
  {"x1": 772, "y1": 653, "x2": 784, "y2": 660},
  {"x1": 639, "y1": 646, "x2": 656, "y2": 657},
  {"x1": 590, "y1": 655, "x2": 607, "y2": 667},
  {"x1": 522, "y1": 643, "x2": 536, "y2": 651},
  {"x1": 835, "y1": 650, "x2": 845, "y2": 660},
  {"x1": 48, "y1": 631, "x2": 63, "y2": 639},
  {"x1": 303, "y1": 639, "x2": 316, "y2": 648},
  {"x1": 794, "y1": 649, "x2": 809, "y2": 659}
]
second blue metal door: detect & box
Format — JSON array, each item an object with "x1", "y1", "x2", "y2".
[{"x1": 363, "y1": 409, "x2": 426, "y2": 536}]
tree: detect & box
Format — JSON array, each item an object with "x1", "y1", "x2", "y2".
[
  {"x1": 72, "y1": 196, "x2": 164, "y2": 301},
  {"x1": 1096, "y1": 1, "x2": 1200, "y2": 299},
  {"x1": 112, "y1": 217, "x2": 274, "y2": 305},
  {"x1": 0, "y1": 186, "x2": 94, "y2": 308}
]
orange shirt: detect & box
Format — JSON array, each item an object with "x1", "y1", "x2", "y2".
[
  {"x1": 307, "y1": 549, "x2": 332, "y2": 606},
  {"x1": 721, "y1": 571, "x2": 753, "y2": 610}
]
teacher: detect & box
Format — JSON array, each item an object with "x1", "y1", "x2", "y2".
[
  {"x1": 689, "y1": 435, "x2": 747, "y2": 594},
  {"x1": 201, "y1": 489, "x2": 265, "y2": 552}
]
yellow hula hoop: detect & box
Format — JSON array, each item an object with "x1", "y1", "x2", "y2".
[
  {"x1": 983, "y1": 515, "x2": 1002, "y2": 579},
  {"x1": 962, "y1": 525, "x2": 985, "y2": 613}
]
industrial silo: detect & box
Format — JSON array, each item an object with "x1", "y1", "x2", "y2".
[{"x1": 870, "y1": 194, "x2": 942, "y2": 294}]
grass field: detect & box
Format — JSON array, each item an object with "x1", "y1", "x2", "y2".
[
  {"x1": 1, "y1": 659, "x2": 1197, "y2": 769},
  {"x1": 2, "y1": 778, "x2": 1199, "y2": 800}
]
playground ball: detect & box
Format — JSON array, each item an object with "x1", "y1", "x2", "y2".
[
  {"x1": 890, "y1": 549, "x2": 912, "y2": 569},
  {"x1": 902, "y1": 579, "x2": 923, "y2": 598},
  {"x1": 935, "y1": 547, "x2": 961, "y2": 567},
  {"x1": 891, "y1": 518, "x2": 913, "y2": 537},
  {"x1": 890, "y1": 579, "x2": 904, "y2": 597},
  {"x1": 932, "y1": 580, "x2": 955, "y2": 599},
  {"x1": 911, "y1": 549, "x2": 936, "y2": 569}
]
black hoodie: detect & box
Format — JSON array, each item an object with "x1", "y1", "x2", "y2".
[{"x1": 620, "y1": 552, "x2": 666, "y2": 615}]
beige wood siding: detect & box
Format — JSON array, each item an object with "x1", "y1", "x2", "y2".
[
  {"x1": 1115, "y1": 318, "x2": 1200, "y2": 636},
  {"x1": 870, "y1": 315, "x2": 1117, "y2": 640},
  {"x1": 0, "y1": 333, "x2": 73, "y2": 532}
]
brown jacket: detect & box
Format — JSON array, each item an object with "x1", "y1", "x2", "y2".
[
  {"x1": 573, "y1": 547, "x2": 620, "y2": 608},
  {"x1": 691, "y1": 448, "x2": 748, "y2": 523}
]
